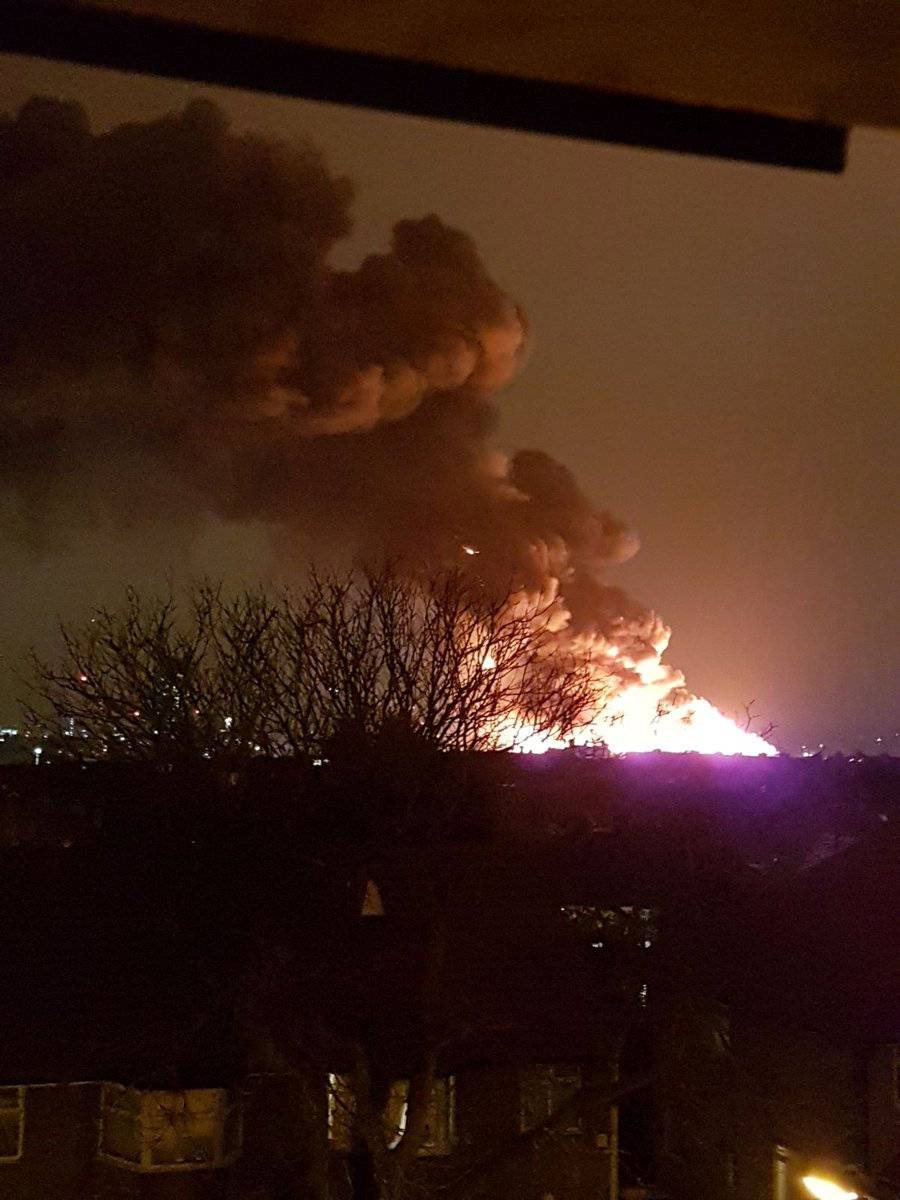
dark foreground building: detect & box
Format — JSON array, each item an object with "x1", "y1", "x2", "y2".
[{"x1": 0, "y1": 753, "x2": 897, "y2": 1200}]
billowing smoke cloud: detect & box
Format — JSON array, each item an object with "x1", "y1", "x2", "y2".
[
  {"x1": 2, "y1": 96, "x2": 769, "y2": 751},
  {"x1": 0, "y1": 98, "x2": 625, "y2": 577}
]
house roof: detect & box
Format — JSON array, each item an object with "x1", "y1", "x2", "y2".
[
  {"x1": 0, "y1": 757, "x2": 896, "y2": 1083},
  {"x1": 720, "y1": 821, "x2": 900, "y2": 1043}
]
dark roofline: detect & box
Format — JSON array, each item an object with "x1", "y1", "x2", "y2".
[{"x1": 0, "y1": 1, "x2": 846, "y2": 172}]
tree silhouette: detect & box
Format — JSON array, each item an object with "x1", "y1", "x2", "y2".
[{"x1": 24, "y1": 564, "x2": 603, "y2": 768}]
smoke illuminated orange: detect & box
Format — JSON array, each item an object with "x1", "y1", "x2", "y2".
[{"x1": 484, "y1": 579, "x2": 777, "y2": 757}]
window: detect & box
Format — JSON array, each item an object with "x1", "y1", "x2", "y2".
[
  {"x1": 559, "y1": 905, "x2": 658, "y2": 952},
  {"x1": 0, "y1": 1088, "x2": 24, "y2": 1163},
  {"x1": 361, "y1": 878, "x2": 385, "y2": 917},
  {"x1": 520, "y1": 1065, "x2": 582, "y2": 1134},
  {"x1": 328, "y1": 1073, "x2": 355, "y2": 1151},
  {"x1": 328, "y1": 1073, "x2": 456, "y2": 1155},
  {"x1": 99, "y1": 1085, "x2": 241, "y2": 1172},
  {"x1": 386, "y1": 1077, "x2": 456, "y2": 1156}
]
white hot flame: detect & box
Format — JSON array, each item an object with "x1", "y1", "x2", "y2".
[{"x1": 482, "y1": 587, "x2": 777, "y2": 757}]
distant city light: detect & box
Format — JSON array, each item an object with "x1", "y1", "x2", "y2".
[{"x1": 461, "y1": 544, "x2": 479, "y2": 556}]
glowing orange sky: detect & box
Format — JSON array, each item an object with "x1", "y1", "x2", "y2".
[{"x1": 1, "y1": 53, "x2": 898, "y2": 753}]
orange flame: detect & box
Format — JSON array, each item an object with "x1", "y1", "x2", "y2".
[
  {"x1": 485, "y1": 600, "x2": 777, "y2": 757},
  {"x1": 490, "y1": 696, "x2": 776, "y2": 757}
]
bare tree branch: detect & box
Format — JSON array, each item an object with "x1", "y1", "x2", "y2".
[{"x1": 23, "y1": 564, "x2": 607, "y2": 766}]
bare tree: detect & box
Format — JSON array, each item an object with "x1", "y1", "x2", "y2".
[
  {"x1": 23, "y1": 565, "x2": 603, "y2": 765},
  {"x1": 739, "y1": 699, "x2": 777, "y2": 743},
  {"x1": 21, "y1": 565, "x2": 615, "y2": 1200},
  {"x1": 22, "y1": 584, "x2": 285, "y2": 766}
]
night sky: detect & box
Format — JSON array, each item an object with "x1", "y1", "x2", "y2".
[{"x1": 1, "y1": 52, "x2": 898, "y2": 754}]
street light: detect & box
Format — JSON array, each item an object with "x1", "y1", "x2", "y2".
[{"x1": 802, "y1": 1175, "x2": 859, "y2": 1200}]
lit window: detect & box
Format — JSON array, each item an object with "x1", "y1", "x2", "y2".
[
  {"x1": 361, "y1": 878, "x2": 385, "y2": 917},
  {"x1": 328, "y1": 1074, "x2": 456, "y2": 1155},
  {"x1": 385, "y1": 1077, "x2": 456, "y2": 1156},
  {"x1": 328, "y1": 1073, "x2": 355, "y2": 1151},
  {"x1": 99, "y1": 1085, "x2": 241, "y2": 1172},
  {"x1": 0, "y1": 1088, "x2": 24, "y2": 1163},
  {"x1": 559, "y1": 905, "x2": 658, "y2": 949},
  {"x1": 384, "y1": 1080, "x2": 409, "y2": 1148},
  {"x1": 520, "y1": 1065, "x2": 582, "y2": 1134}
]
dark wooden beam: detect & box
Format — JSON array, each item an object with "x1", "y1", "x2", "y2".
[{"x1": 0, "y1": 1, "x2": 847, "y2": 172}]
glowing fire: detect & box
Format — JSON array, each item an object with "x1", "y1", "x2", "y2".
[
  {"x1": 571, "y1": 646, "x2": 778, "y2": 756},
  {"x1": 581, "y1": 691, "x2": 776, "y2": 756},
  {"x1": 480, "y1": 573, "x2": 777, "y2": 757},
  {"x1": 492, "y1": 690, "x2": 776, "y2": 757}
]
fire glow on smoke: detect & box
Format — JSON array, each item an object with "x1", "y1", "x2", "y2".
[
  {"x1": 493, "y1": 661, "x2": 777, "y2": 758},
  {"x1": 478, "y1": 561, "x2": 777, "y2": 757},
  {"x1": 0, "y1": 99, "x2": 776, "y2": 759}
]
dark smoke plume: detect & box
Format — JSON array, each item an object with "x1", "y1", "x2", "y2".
[
  {"x1": 5, "y1": 94, "x2": 758, "y2": 747},
  {"x1": 0, "y1": 98, "x2": 634, "y2": 594}
]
